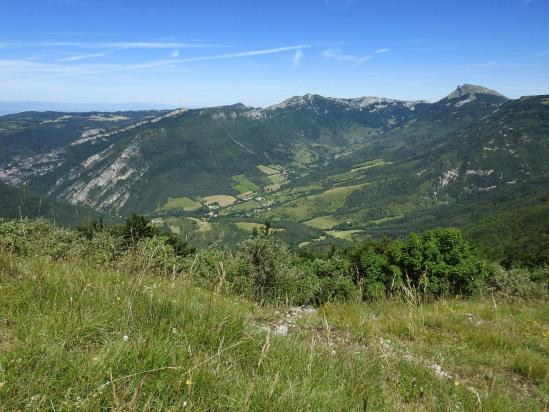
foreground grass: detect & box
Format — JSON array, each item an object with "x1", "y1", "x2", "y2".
[{"x1": 0, "y1": 255, "x2": 547, "y2": 410}]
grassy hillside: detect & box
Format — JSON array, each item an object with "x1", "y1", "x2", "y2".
[
  {"x1": 0, "y1": 218, "x2": 547, "y2": 409},
  {"x1": 1, "y1": 253, "x2": 547, "y2": 410}
]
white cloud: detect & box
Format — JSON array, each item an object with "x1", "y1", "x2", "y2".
[
  {"x1": 375, "y1": 48, "x2": 390, "y2": 54},
  {"x1": 58, "y1": 52, "x2": 112, "y2": 62},
  {"x1": 523, "y1": 0, "x2": 534, "y2": 4},
  {"x1": 321, "y1": 48, "x2": 372, "y2": 64},
  {"x1": 293, "y1": 49, "x2": 304, "y2": 67},
  {"x1": 171, "y1": 50, "x2": 180, "y2": 58}
]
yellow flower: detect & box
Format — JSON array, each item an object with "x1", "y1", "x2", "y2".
[
  {"x1": 186, "y1": 379, "x2": 193, "y2": 386},
  {"x1": 454, "y1": 381, "x2": 460, "y2": 386}
]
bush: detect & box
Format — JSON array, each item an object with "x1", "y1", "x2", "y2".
[
  {"x1": 76, "y1": 218, "x2": 106, "y2": 239},
  {"x1": 118, "y1": 236, "x2": 181, "y2": 277},
  {"x1": 359, "y1": 247, "x2": 402, "y2": 300},
  {"x1": 182, "y1": 249, "x2": 233, "y2": 288},
  {"x1": 487, "y1": 266, "x2": 548, "y2": 300},
  {"x1": 296, "y1": 257, "x2": 358, "y2": 304},
  {"x1": 0, "y1": 219, "x2": 77, "y2": 259},
  {"x1": 70, "y1": 229, "x2": 126, "y2": 265},
  {"x1": 351, "y1": 228, "x2": 492, "y2": 300},
  {"x1": 314, "y1": 275, "x2": 357, "y2": 304},
  {"x1": 236, "y1": 235, "x2": 299, "y2": 304},
  {"x1": 399, "y1": 229, "x2": 492, "y2": 297},
  {"x1": 120, "y1": 214, "x2": 160, "y2": 244}
]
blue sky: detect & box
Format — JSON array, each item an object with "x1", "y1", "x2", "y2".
[{"x1": 0, "y1": 0, "x2": 548, "y2": 108}]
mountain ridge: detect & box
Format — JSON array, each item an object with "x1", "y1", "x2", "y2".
[{"x1": 0, "y1": 85, "x2": 547, "y2": 259}]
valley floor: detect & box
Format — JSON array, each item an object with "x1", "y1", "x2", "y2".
[{"x1": 0, "y1": 255, "x2": 547, "y2": 410}]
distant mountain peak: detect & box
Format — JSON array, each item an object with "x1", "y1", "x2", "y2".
[
  {"x1": 228, "y1": 103, "x2": 249, "y2": 110},
  {"x1": 266, "y1": 94, "x2": 427, "y2": 111},
  {"x1": 444, "y1": 84, "x2": 507, "y2": 100}
]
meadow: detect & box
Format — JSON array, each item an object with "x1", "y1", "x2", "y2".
[{"x1": 0, "y1": 218, "x2": 547, "y2": 410}]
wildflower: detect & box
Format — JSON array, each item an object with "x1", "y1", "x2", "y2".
[
  {"x1": 172, "y1": 328, "x2": 177, "y2": 334},
  {"x1": 92, "y1": 356, "x2": 99, "y2": 362},
  {"x1": 454, "y1": 381, "x2": 460, "y2": 386},
  {"x1": 182, "y1": 401, "x2": 188, "y2": 407},
  {"x1": 123, "y1": 335, "x2": 129, "y2": 342},
  {"x1": 185, "y1": 379, "x2": 193, "y2": 386}
]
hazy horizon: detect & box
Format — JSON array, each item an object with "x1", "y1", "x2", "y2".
[{"x1": 1, "y1": 81, "x2": 546, "y2": 115}]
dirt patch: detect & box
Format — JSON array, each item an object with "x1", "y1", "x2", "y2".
[{"x1": 251, "y1": 307, "x2": 367, "y2": 353}]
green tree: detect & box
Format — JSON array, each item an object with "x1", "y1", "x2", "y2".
[{"x1": 120, "y1": 214, "x2": 159, "y2": 244}]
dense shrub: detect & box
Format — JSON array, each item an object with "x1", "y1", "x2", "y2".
[
  {"x1": 0, "y1": 219, "x2": 77, "y2": 259},
  {"x1": 350, "y1": 228, "x2": 493, "y2": 300},
  {"x1": 236, "y1": 235, "x2": 299, "y2": 304},
  {"x1": 312, "y1": 275, "x2": 357, "y2": 304},
  {"x1": 69, "y1": 229, "x2": 126, "y2": 265},
  {"x1": 118, "y1": 236, "x2": 181, "y2": 277},
  {"x1": 358, "y1": 245, "x2": 403, "y2": 300},
  {"x1": 398, "y1": 229, "x2": 492, "y2": 297},
  {"x1": 297, "y1": 257, "x2": 358, "y2": 304},
  {"x1": 76, "y1": 217, "x2": 106, "y2": 239},
  {"x1": 120, "y1": 213, "x2": 160, "y2": 244},
  {"x1": 487, "y1": 266, "x2": 548, "y2": 300},
  {"x1": 183, "y1": 249, "x2": 232, "y2": 287}
]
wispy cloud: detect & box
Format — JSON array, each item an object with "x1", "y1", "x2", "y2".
[
  {"x1": 523, "y1": 0, "x2": 534, "y2": 4},
  {"x1": 375, "y1": 48, "x2": 390, "y2": 54},
  {"x1": 8, "y1": 41, "x2": 224, "y2": 50},
  {"x1": 0, "y1": 45, "x2": 312, "y2": 77},
  {"x1": 0, "y1": 59, "x2": 98, "y2": 76},
  {"x1": 58, "y1": 52, "x2": 112, "y2": 62},
  {"x1": 36, "y1": 41, "x2": 224, "y2": 63},
  {"x1": 172, "y1": 45, "x2": 311, "y2": 64},
  {"x1": 293, "y1": 49, "x2": 304, "y2": 67},
  {"x1": 321, "y1": 48, "x2": 372, "y2": 64}
]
